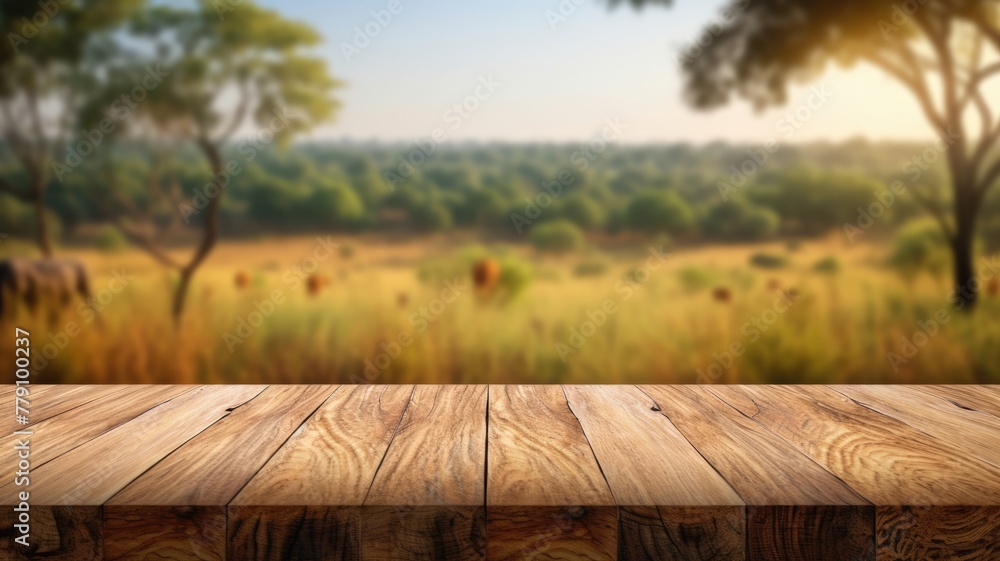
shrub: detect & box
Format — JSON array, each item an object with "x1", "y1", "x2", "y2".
[
  {"x1": 625, "y1": 191, "x2": 694, "y2": 235},
  {"x1": 95, "y1": 226, "x2": 128, "y2": 253},
  {"x1": 574, "y1": 260, "x2": 609, "y2": 277},
  {"x1": 749, "y1": 252, "x2": 789, "y2": 269},
  {"x1": 413, "y1": 202, "x2": 453, "y2": 232},
  {"x1": 702, "y1": 198, "x2": 780, "y2": 241},
  {"x1": 531, "y1": 220, "x2": 584, "y2": 253},
  {"x1": 889, "y1": 220, "x2": 950, "y2": 280},
  {"x1": 677, "y1": 266, "x2": 715, "y2": 293},
  {"x1": 813, "y1": 256, "x2": 841, "y2": 274}
]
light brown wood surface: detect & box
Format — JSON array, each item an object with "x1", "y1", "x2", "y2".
[{"x1": 2, "y1": 384, "x2": 999, "y2": 561}]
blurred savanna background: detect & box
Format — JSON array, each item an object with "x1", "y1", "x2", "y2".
[{"x1": 1, "y1": 0, "x2": 999, "y2": 384}]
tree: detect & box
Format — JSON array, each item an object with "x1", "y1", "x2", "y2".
[
  {"x1": 89, "y1": 0, "x2": 339, "y2": 322},
  {"x1": 626, "y1": 191, "x2": 694, "y2": 235},
  {"x1": 0, "y1": 0, "x2": 143, "y2": 255},
  {"x1": 616, "y1": 0, "x2": 1000, "y2": 309}
]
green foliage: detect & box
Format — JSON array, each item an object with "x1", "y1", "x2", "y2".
[
  {"x1": 530, "y1": 220, "x2": 585, "y2": 253},
  {"x1": 749, "y1": 252, "x2": 789, "y2": 270},
  {"x1": 813, "y1": 256, "x2": 841, "y2": 274},
  {"x1": 889, "y1": 220, "x2": 951, "y2": 281},
  {"x1": 413, "y1": 202, "x2": 453, "y2": 232},
  {"x1": 625, "y1": 191, "x2": 694, "y2": 235},
  {"x1": 298, "y1": 183, "x2": 365, "y2": 230},
  {"x1": 677, "y1": 266, "x2": 715, "y2": 293},
  {"x1": 559, "y1": 194, "x2": 605, "y2": 230},
  {"x1": 95, "y1": 226, "x2": 128, "y2": 253},
  {"x1": 574, "y1": 260, "x2": 610, "y2": 277},
  {"x1": 702, "y1": 197, "x2": 780, "y2": 241}
]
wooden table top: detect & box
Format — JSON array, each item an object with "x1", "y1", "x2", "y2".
[{"x1": 2, "y1": 384, "x2": 999, "y2": 560}]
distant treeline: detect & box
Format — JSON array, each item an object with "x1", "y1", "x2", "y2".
[{"x1": 2, "y1": 139, "x2": 999, "y2": 247}]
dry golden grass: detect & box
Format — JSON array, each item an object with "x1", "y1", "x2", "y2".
[{"x1": 1, "y1": 234, "x2": 997, "y2": 384}]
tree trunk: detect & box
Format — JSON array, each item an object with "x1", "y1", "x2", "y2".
[
  {"x1": 171, "y1": 140, "x2": 225, "y2": 324},
  {"x1": 952, "y1": 198, "x2": 978, "y2": 311},
  {"x1": 34, "y1": 193, "x2": 53, "y2": 257}
]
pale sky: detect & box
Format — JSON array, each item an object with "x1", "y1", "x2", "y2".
[{"x1": 257, "y1": 0, "x2": 936, "y2": 144}]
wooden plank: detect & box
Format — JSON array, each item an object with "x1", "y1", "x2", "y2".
[
  {"x1": 1, "y1": 384, "x2": 133, "y2": 436},
  {"x1": 363, "y1": 385, "x2": 487, "y2": 561},
  {"x1": 0, "y1": 506, "x2": 102, "y2": 561},
  {"x1": 102, "y1": 386, "x2": 334, "y2": 561},
  {"x1": 708, "y1": 385, "x2": 1000, "y2": 505},
  {"x1": 913, "y1": 385, "x2": 1000, "y2": 419},
  {"x1": 564, "y1": 385, "x2": 744, "y2": 561},
  {"x1": 835, "y1": 385, "x2": 1000, "y2": 469},
  {"x1": 747, "y1": 506, "x2": 874, "y2": 561},
  {"x1": 488, "y1": 385, "x2": 617, "y2": 561},
  {"x1": 6, "y1": 385, "x2": 266, "y2": 506},
  {"x1": 640, "y1": 385, "x2": 871, "y2": 561},
  {"x1": 104, "y1": 506, "x2": 226, "y2": 561},
  {"x1": 6, "y1": 385, "x2": 194, "y2": 472},
  {"x1": 877, "y1": 506, "x2": 1000, "y2": 560},
  {"x1": 109, "y1": 385, "x2": 336, "y2": 506},
  {"x1": 229, "y1": 385, "x2": 412, "y2": 561}
]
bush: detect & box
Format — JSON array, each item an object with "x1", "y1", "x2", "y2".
[
  {"x1": 625, "y1": 191, "x2": 694, "y2": 235},
  {"x1": 95, "y1": 226, "x2": 128, "y2": 253},
  {"x1": 813, "y1": 256, "x2": 840, "y2": 274},
  {"x1": 677, "y1": 266, "x2": 715, "y2": 293},
  {"x1": 749, "y1": 252, "x2": 789, "y2": 269},
  {"x1": 299, "y1": 183, "x2": 365, "y2": 229},
  {"x1": 574, "y1": 260, "x2": 609, "y2": 277},
  {"x1": 702, "y1": 198, "x2": 780, "y2": 241},
  {"x1": 889, "y1": 220, "x2": 950, "y2": 280},
  {"x1": 413, "y1": 202, "x2": 453, "y2": 232},
  {"x1": 560, "y1": 194, "x2": 605, "y2": 230},
  {"x1": 531, "y1": 220, "x2": 584, "y2": 253}
]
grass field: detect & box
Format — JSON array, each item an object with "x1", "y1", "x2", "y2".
[{"x1": 2, "y1": 233, "x2": 998, "y2": 384}]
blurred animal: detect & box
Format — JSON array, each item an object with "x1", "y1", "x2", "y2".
[
  {"x1": 234, "y1": 271, "x2": 250, "y2": 289},
  {"x1": 766, "y1": 278, "x2": 781, "y2": 291},
  {"x1": 988, "y1": 278, "x2": 999, "y2": 297},
  {"x1": 306, "y1": 273, "x2": 329, "y2": 296},
  {"x1": 0, "y1": 259, "x2": 92, "y2": 318},
  {"x1": 712, "y1": 286, "x2": 731, "y2": 303},
  {"x1": 785, "y1": 288, "x2": 800, "y2": 302},
  {"x1": 472, "y1": 259, "x2": 501, "y2": 294}
]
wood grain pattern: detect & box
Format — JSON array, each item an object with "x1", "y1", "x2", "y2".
[
  {"x1": 709, "y1": 385, "x2": 1000, "y2": 505},
  {"x1": 617, "y1": 506, "x2": 745, "y2": 561},
  {"x1": 913, "y1": 385, "x2": 1000, "y2": 418},
  {"x1": 835, "y1": 385, "x2": 1000, "y2": 469},
  {"x1": 747, "y1": 505, "x2": 874, "y2": 561},
  {"x1": 104, "y1": 506, "x2": 225, "y2": 561},
  {"x1": 109, "y1": 385, "x2": 336, "y2": 506},
  {"x1": 229, "y1": 385, "x2": 411, "y2": 561},
  {"x1": 0, "y1": 506, "x2": 102, "y2": 561},
  {"x1": 877, "y1": 506, "x2": 1000, "y2": 560},
  {"x1": 641, "y1": 385, "x2": 868, "y2": 506},
  {"x1": 488, "y1": 385, "x2": 616, "y2": 561},
  {"x1": 15, "y1": 385, "x2": 266, "y2": 505},
  {"x1": 233, "y1": 384, "x2": 412, "y2": 506},
  {"x1": 363, "y1": 385, "x2": 487, "y2": 561},
  {"x1": 228, "y1": 506, "x2": 359, "y2": 561},
  {"x1": 9, "y1": 385, "x2": 193, "y2": 471},
  {"x1": 1, "y1": 384, "x2": 134, "y2": 436},
  {"x1": 564, "y1": 385, "x2": 744, "y2": 561}
]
